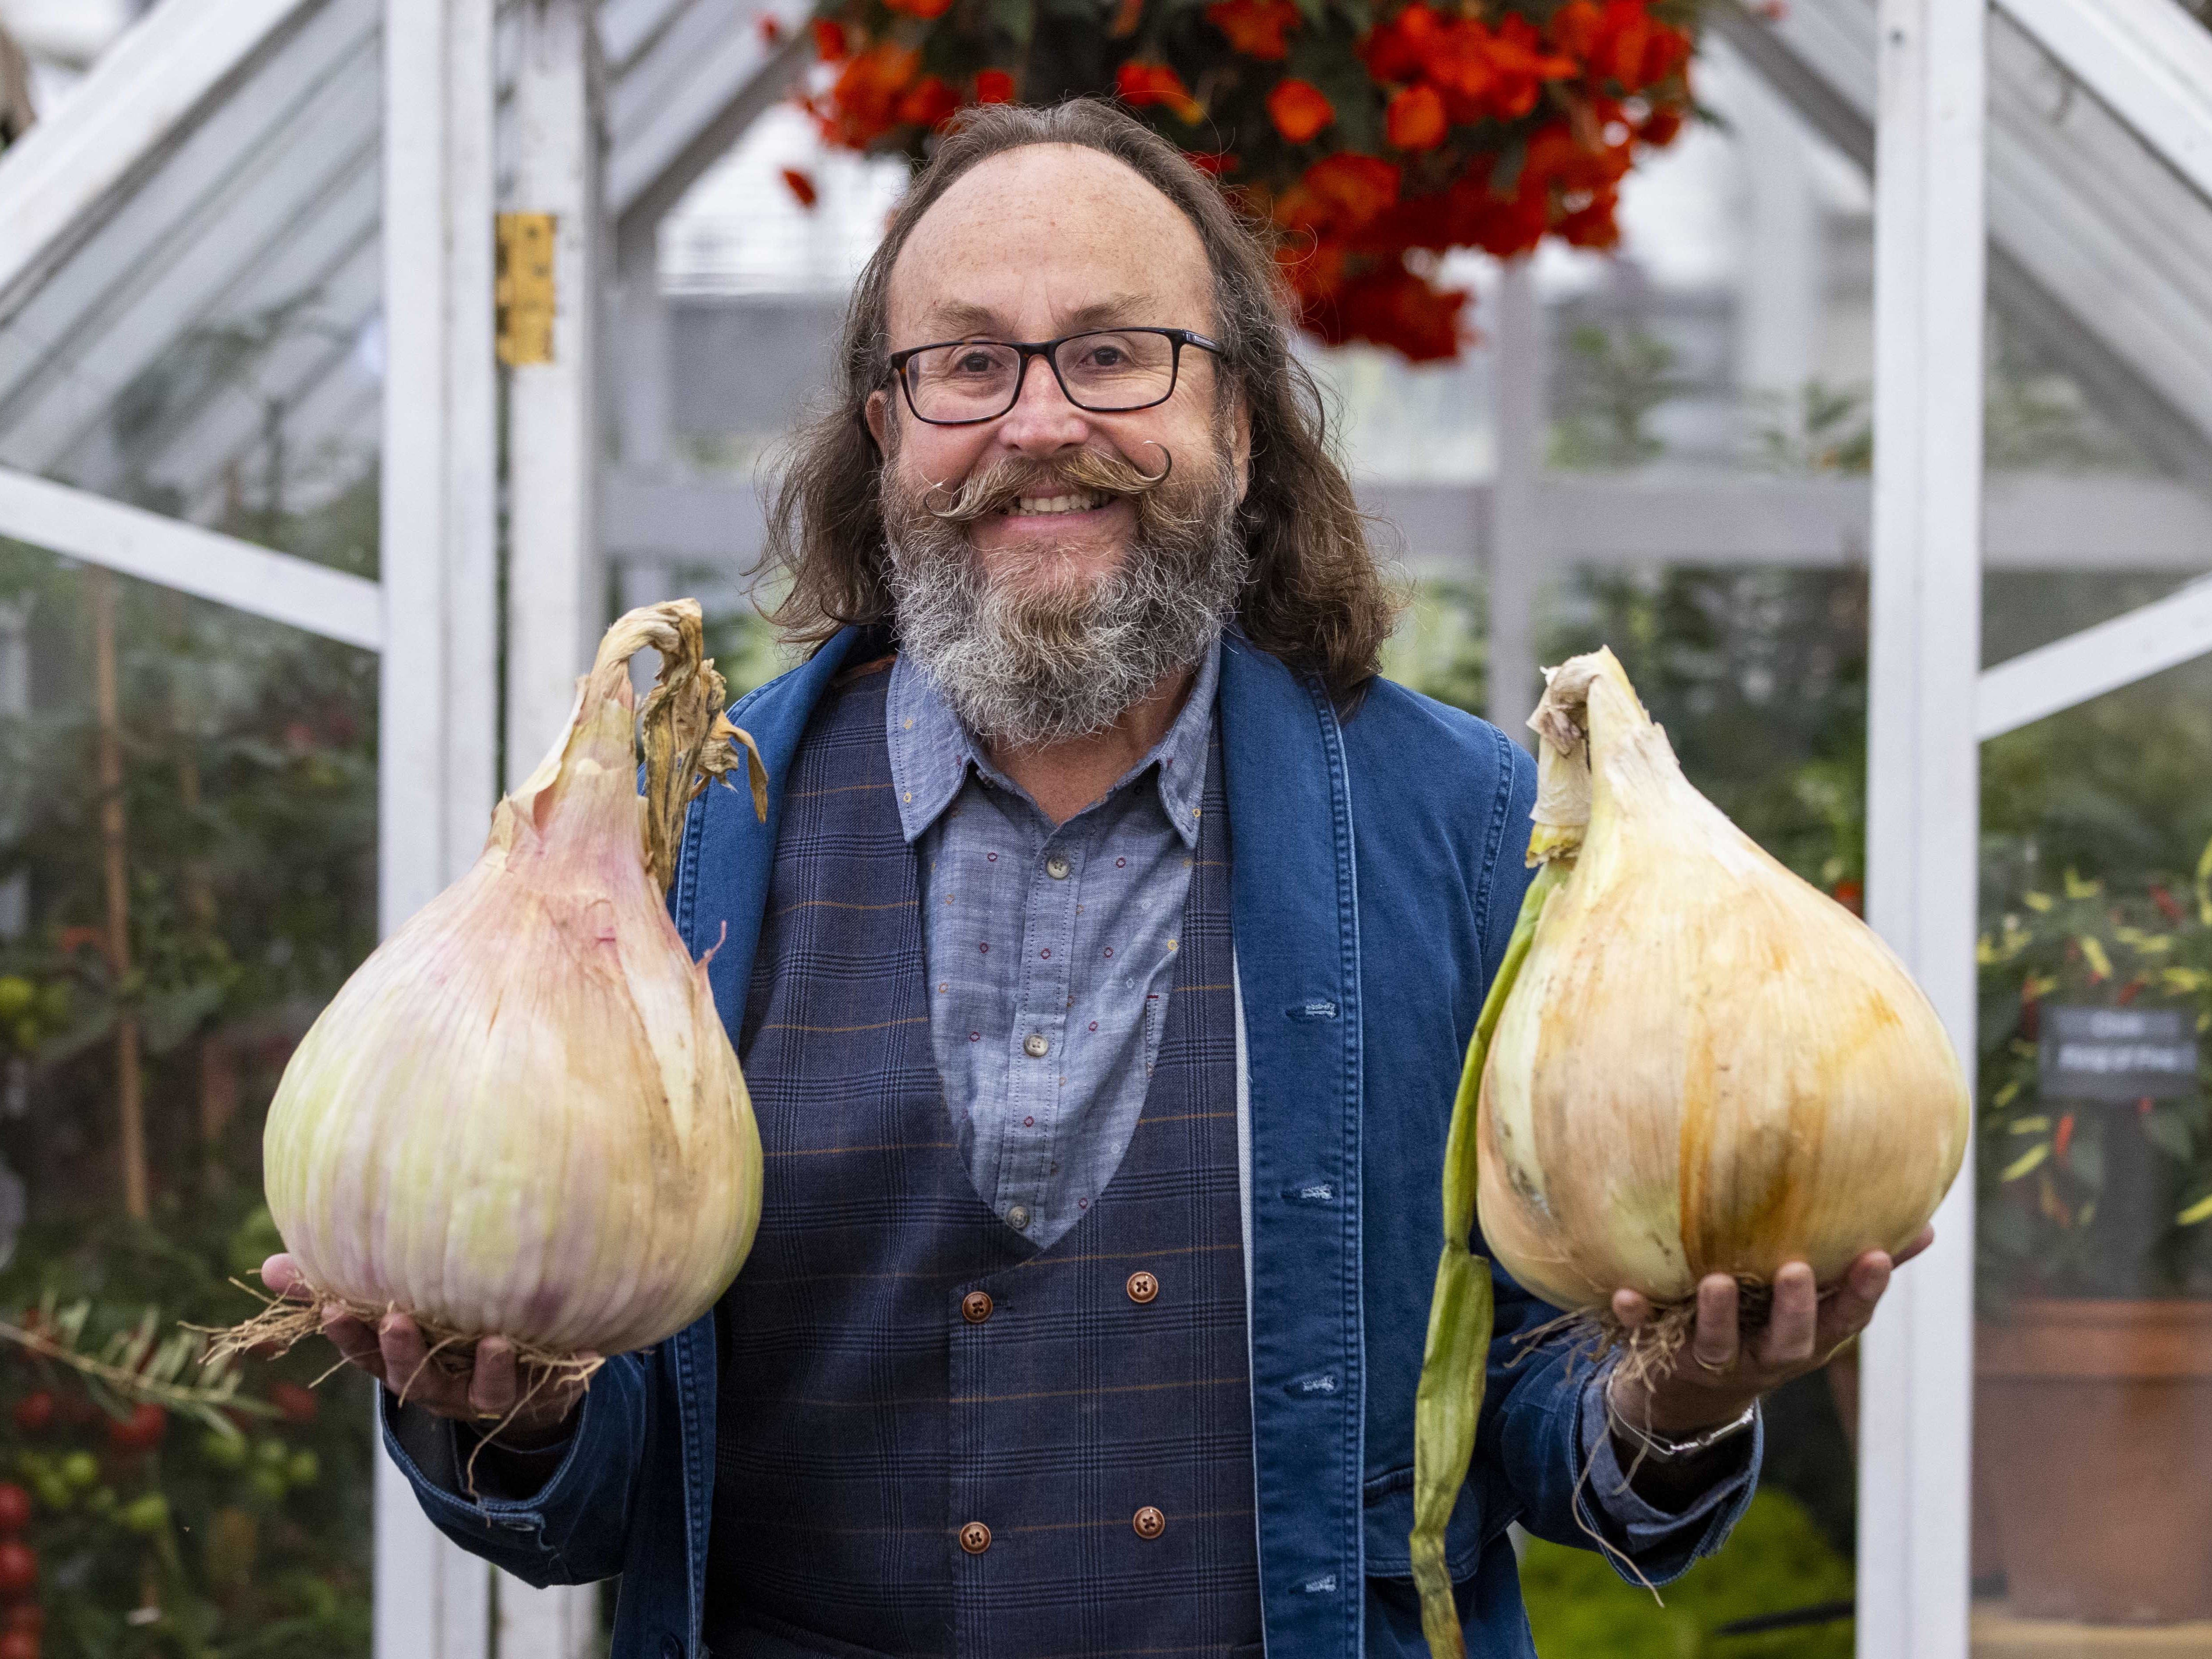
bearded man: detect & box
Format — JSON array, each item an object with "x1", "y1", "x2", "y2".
[{"x1": 275, "y1": 98, "x2": 1923, "y2": 1659}]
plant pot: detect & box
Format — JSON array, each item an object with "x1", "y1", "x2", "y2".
[{"x1": 1977, "y1": 1299, "x2": 2212, "y2": 1623}]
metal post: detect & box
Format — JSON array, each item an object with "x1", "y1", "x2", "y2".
[
  {"x1": 1486, "y1": 257, "x2": 1545, "y2": 738},
  {"x1": 1859, "y1": 0, "x2": 1985, "y2": 1655},
  {"x1": 505, "y1": 0, "x2": 607, "y2": 785},
  {"x1": 377, "y1": 1, "x2": 499, "y2": 1655}
]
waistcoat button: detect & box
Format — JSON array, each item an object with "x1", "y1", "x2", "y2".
[
  {"x1": 1126, "y1": 1271, "x2": 1159, "y2": 1304},
  {"x1": 960, "y1": 1521, "x2": 992, "y2": 1554},
  {"x1": 961, "y1": 1290, "x2": 994, "y2": 1324},
  {"x1": 1132, "y1": 1506, "x2": 1166, "y2": 1539}
]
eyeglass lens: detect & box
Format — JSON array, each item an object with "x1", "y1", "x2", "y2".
[{"x1": 904, "y1": 331, "x2": 1179, "y2": 422}]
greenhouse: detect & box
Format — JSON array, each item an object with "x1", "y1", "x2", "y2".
[{"x1": 0, "y1": 0, "x2": 2208, "y2": 1654}]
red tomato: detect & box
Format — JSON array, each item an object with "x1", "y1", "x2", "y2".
[
  {"x1": 106, "y1": 1403, "x2": 166, "y2": 1453},
  {"x1": 0, "y1": 1488, "x2": 27, "y2": 1535},
  {"x1": 7, "y1": 1396, "x2": 49, "y2": 1437},
  {"x1": 0, "y1": 1541, "x2": 37, "y2": 1598},
  {"x1": 0, "y1": 1627, "x2": 37, "y2": 1659}
]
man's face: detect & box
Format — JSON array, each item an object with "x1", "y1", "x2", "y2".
[
  {"x1": 867, "y1": 144, "x2": 1251, "y2": 600},
  {"x1": 864, "y1": 145, "x2": 1255, "y2": 748}
]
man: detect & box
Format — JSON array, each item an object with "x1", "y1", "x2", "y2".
[{"x1": 272, "y1": 98, "x2": 1921, "y2": 1658}]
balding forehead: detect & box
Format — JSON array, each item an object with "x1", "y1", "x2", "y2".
[{"x1": 886, "y1": 144, "x2": 1217, "y2": 342}]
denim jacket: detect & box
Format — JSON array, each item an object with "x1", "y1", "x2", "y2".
[{"x1": 383, "y1": 627, "x2": 1757, "y2": 1658}]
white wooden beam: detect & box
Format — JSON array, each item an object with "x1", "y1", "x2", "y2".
[
  {"x1": 0, "y1": 466, "x2": 380, "y2": 649},
  {"x1": 0, "y1": 0, "x2": 321, "y2": 315},
  {"x1": 376, "y1": 1, "x2": 501, "y2": 1652},
  {"x1": 1978, "y1": 576, "x2": 2212, "y2": 739},
  {"x1": 505, "y1": 0, "x2": 608, "y2": 787},
  {"x1": 1994, "y1": 0, "x2": 2212, "y2": 207},
  {"x1": 1858, "y1": 1, "x2": 1984, "y2": 1656}
]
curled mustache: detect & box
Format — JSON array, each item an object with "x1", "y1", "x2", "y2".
[{"x1": 923, "y1": 444, "x2": 1172, "y2": 523}]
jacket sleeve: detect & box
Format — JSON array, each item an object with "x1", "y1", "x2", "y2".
[
  {"x1": 378, "y1": 1344, "x2": 655, "y2": 1586},
  {"x1": 1477, "y1": 1272, "x2": 1760, "y2": 1587}
]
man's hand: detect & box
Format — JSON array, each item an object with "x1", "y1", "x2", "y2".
[
  {"x1": 261, "y1": 1253, "x2": 592, "y2": 1449},
  {"x1": 1606, "y1": 1225, "x2": 1935, "y2": 1439}
]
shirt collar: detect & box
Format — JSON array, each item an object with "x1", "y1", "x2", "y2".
[{"x1": 887, "y1": 633, "x2": 1220, "y2": 849}]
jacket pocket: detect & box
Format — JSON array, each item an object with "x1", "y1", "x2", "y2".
[{"x1": 1360, "y1": 1464, "x2": 1493, "y2": 1583}]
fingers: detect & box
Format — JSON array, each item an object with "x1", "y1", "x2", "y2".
[
  {"x1": 1690, "y1": 1275, "x2": 1739, "y2": 1371},
  {"x1": 1612, "y1": 1288, "x2": 1653, "y2": 1329},
  {"x1": 468, "y1": 1338, "x2": 519, "y2": 1420},
  {"x1": 261, "y1": 1254, "x2": 303, "y2": 1299},
  {"x1": 1892, "y1": 1225, "x2": 1936, "y2": 1269},
  {"x1": 1754, "y1": 1261, "x2": 1818, "y2": 1367},
  {"x1": 320, "y1": 1308, "x2": 387, "y2": 1382},
  {"x1": 1814, "y1": 1249, "x2": 1893, "y2": 1356}
]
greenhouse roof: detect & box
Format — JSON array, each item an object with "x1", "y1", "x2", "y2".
[{"x1": 0, "y1": 0, "x2": 800, "y2": 519}]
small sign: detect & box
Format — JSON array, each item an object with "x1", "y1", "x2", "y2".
[{"x1": 2039, "y1": 1006, "x2": 2201, "y2": 1102}]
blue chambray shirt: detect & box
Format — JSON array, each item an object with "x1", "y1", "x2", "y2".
[{"x1": 886, "y1": 638, "x2": 1220, "y2": 1249}]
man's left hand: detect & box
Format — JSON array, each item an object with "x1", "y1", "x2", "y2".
[{"x1": 1606, "y1": 1225, "x2": 1935, "y2": 1438}]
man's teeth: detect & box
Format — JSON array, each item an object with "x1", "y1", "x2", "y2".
[{"x1": 1006, "y1": 491, "x2": 1107, "y2": 515}]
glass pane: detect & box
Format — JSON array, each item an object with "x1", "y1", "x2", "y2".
[{"x1": 1971, "y1": 2, "x2": 2212, "y2": 1639}]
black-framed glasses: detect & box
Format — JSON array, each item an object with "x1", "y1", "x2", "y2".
[{"x1": 886, "y1": 327, "x2": 1223, "y2": 425}]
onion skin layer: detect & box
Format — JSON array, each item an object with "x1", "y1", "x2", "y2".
[{"x1": 262, "y1": 602, "x2": 763, "y2": 1359}]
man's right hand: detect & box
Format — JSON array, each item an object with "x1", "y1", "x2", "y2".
[{"x1": 261, "y1": 1253, "x2": 593, "y2": 1449}]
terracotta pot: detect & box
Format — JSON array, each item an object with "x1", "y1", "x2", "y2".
[{"x1": 1977, "y1": 1299, "x2": 2212, "y2": 1623}]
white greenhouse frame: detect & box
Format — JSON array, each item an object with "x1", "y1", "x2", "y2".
[{"x1": 0, "y1": 0, "x2": 2210, "y2": 1654}]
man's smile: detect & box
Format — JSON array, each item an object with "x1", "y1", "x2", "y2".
[{"x1": 1004, "y1": 489, "x2": 1108, "y2": 516}]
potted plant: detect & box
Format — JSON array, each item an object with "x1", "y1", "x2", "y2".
[{"x1": 1973, "y1": 844, "x2": 2212, "y2": 1624}]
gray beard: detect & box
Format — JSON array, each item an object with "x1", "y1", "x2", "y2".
[{"x1": 882, "y1": 451, "x2": 1247, "y2": 749}]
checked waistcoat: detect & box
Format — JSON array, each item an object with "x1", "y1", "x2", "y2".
[{"x1": 701, "y1": 659, "x2": 1262, "y2": 1659}]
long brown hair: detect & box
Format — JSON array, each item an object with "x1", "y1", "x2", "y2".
[{"x1": 760, "y1": 98, "x2": 1402, "y2": 700}]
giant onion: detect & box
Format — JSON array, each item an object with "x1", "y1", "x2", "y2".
[
  {"x1": 238, "y1": 601, "x2": 767, "y2": 1371},
  {"x1": 1409, "y1": 647, "x2": 1969, "y2": 1655}
]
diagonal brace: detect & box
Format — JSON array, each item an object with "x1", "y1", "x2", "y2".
[
  {"x1": 1978, "y1": 575, "x2": 2212, "y2": 739},
  {"x1": 0, "y1": 466, "x2": 381, "y2": 652}
]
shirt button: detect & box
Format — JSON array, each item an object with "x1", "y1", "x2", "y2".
[
  {"x1": 960, "y1": 1521, "x2": 992, "y2": 1554},
  {"x1": 1006, "y1": 1204, "x2": 1030, "y2": 1230},
  {"x1": 1023, "y1": 1033, "x2": 1048, "y2": 1058},
  {"x1": 1132, "y1": 1507, "x2": 1166, "y2": 1540},
  {"x1": 961, "y1": 1290, "x2": 994, "y2": 1324},
  {"x1": 1126, "y1": 1271, "x2": 1159, "y2": 1305},
  {"x1": 1046, "y1": 854, "x2": 1071, "y2": 880}
]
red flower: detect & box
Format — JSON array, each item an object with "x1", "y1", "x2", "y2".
[
  {"x1": 1117, "y1": 61, "x2": 1204, "y2": 123},
  {"x1": 780, "y1": 167, "x2": 819, "y2": 208},
  {"x1": 1206, "y1": 0, "x2": 1300, "y2": 60},
  {"x1": 1638, "y1": 105, "x2": 1683, "y2": 147},
  {"x1": 1364, "y1": 4, "x2": 1442, "y2": 83},
  {"x1": 1267, "y1": 78, "x2": 1335, "y2": 143},
  {"x1": 107, "y1": 1402, "x2": 166, "y2": 1453},
  {"x1": 1385, "y1": 83, "x2": 1447, "y2": 150},
  {"x1": 896, "y1": 74, "x2": 961, "y2": 128},
  {"x1": 821, "y1": 45, "x2": 920, "y2": 146},
  {"x1": 975, "y1": 68, "x2": 1016, "y2": 104},
  {"x1": 1555, "y1": 0, "x2": 1692, "y2": 92},
  {"x1": 271, "y1": 1381, "x2": 321, "y2": 1426},
  {"x1": 810, "y1": 18, "x2": 848, "y2": 61},
  {"x1": 883, "y1": 0, "x2": 955, "y2": 20},
  {"x1": 1279, "y1": 153, "x2": 1402, "y2": 238},
  {"x1": 1332, "y1": 263, "x2": 1468, "y2": 361},
  {"x1": 1183, "y1": 149, "x2": 1241, "y2": 175}
]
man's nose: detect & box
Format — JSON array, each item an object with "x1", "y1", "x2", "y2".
[{"x1": 993, "y1": 352, "x2": 1091, "y2": 455}]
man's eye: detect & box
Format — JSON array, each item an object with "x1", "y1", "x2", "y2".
[
  {"x1": 1085, "y1": 346, "x2": 1125, "y2": 368},
  {"x1": 953, "y1": 352, "x2": 999, "y2": 375}
]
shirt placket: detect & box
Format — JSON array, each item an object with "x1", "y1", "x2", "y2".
[{"x1": 999, "y1": 814, "x2": 1086, "y2": 1236}]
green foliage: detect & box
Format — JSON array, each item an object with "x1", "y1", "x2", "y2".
[
  {"x1": 1519, "y1": 1489, "x2": 1853, "y2": 1659},
  {"x1": 0, "y1": 1189, "x2": 373, "y2": 1658},
  {"x1": 1548, "y1": 325, "x2": 1690, "y2": 473},
  {"x1": 1973, "y1": 853, "x2": 2212, "y2": 1303}
]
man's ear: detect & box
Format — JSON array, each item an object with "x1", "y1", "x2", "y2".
[{"x1": 865, "y1": 387, "x2": 891, "y2": 455}]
